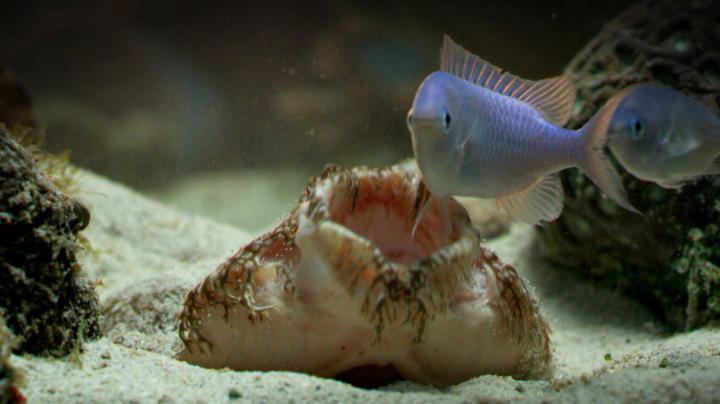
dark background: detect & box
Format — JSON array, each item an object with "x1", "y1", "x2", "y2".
[{"x1": 1, "y1": 0, "x2": 638, "y2": 189}]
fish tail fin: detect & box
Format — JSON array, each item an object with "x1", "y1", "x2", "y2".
[{"x1": 578, "y1": 102, "x2": 640, "y2": 214}]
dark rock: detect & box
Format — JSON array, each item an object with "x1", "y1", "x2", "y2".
[
  {"x1": 0, "y1": 312, "x2": 20, "y2": 404},
  {"x1": 0, "y1": 67, "x2": 34, "y2": 129},
  {"x1": 537, "y1": 0, "x2": 720, "y2": 330},
  {"x1": 0, "y1": 125, "x2": 100, "y2": 356}
]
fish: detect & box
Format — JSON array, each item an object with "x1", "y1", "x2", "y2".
[
  {"x1": 407, "y1": 35, "x2": 637, "y2": 230},
  {"x1": 606, "y1": 83, "x2": 720, "y2": 189}
]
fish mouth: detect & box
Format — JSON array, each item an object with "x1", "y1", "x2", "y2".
[
  {"x1": 409, "y1": 119, "x2": 440, "y2": 132},
  {"x1": 412, "y1": 118, "x2": 436, "y2": 126}
]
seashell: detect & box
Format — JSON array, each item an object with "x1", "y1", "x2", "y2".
[{"x1": 177, "y1": 165, "x2": 551, "y2": 387}]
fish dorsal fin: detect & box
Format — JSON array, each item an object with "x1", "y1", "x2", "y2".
[
  {"x1": 496, "y1": 174, "x2": 563, "y2": 225},
  {"x1": 440, "y1": 34, "x2": 576, "y2": 126}
]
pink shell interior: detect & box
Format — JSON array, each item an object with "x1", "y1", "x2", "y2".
[{"x1": 325, "y1": 173, "x2": 462, "y2": 265}]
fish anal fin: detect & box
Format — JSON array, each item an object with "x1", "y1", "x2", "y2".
[
  {"x1": 496, "y1": 175, "x2": 564, "y2": 225},
  {"x1": 440, "y1": 34, "x2": 576, "y2": 126}
]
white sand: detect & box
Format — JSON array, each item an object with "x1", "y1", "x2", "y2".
[
  {"x1": 147, "y1": 169, "x2": 312, "y2": 234},
  {"x1": 10, "y1": 170, "x2": 720, "y2": 402}
]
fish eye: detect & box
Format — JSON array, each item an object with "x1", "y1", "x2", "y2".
[
  {"x1": 443, "y1": 112, "x2": 452, "y2": 131},
  {"x1": 627, "y1": 117, "x2": 645, "y2": 140}
]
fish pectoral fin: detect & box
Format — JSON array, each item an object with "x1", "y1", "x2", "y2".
[
  {"x1": 496, "y1": 175, "x2": 564, "y2": 225},
  {"x1": 440, "y1": 34, "x2": 576, "y2": 126},
  {"x1": 666, "y1": 133, "x2": 701, "y2": 158},
  {"x1": 704, "y1": 155, "x2": 720, "y2": 176}
]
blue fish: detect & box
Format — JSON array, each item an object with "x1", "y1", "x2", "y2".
[
  {"x1": 407, "y1": 35, "x2": 636, "y2": 232},
  {"x1": 607, "y1": 83, "x2": 720, "y2": 189}
]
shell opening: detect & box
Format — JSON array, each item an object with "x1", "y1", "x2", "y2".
[{"x1": 323, "y1": 171, "x2": 461, "y2": 265}]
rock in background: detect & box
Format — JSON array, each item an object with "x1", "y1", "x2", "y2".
[
  {"x1": 0, "y1": 124, "x2": 100, "y2": 356},
  {"x1": 537, "y1": 0, "x2": 720, "y2": 330},
  {"x1": 0, "y1": 312, "x2": 22, "y2": 404}
]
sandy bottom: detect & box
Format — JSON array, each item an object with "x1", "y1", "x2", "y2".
[
  {"x1": 10, "y1": 170, "x2": 720, "y2": 403},
  {"x1": 147, "y1": 169, "x2": 313, "y2": 234}
]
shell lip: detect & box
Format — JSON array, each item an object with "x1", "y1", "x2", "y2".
[{"x1": 302, "y1": 165, "x2": 480, "y2": 267}]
